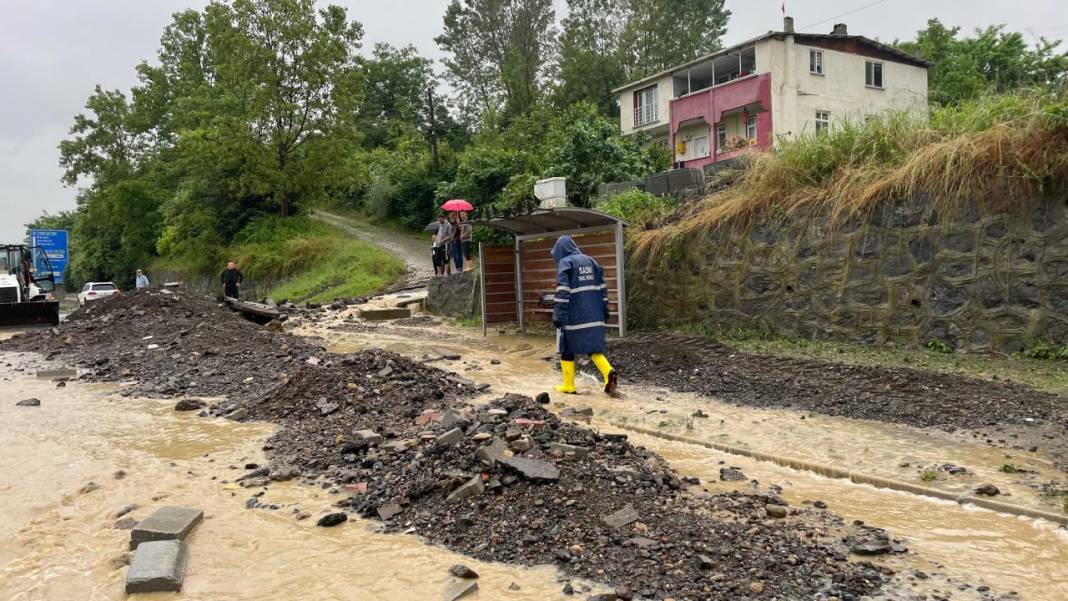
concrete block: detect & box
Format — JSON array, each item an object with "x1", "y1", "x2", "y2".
[
  {"x1": 353, "y1": 429, "x2": 383, "y2": 445},
  {"x1": 443, "y1": 579, "x2": 479, "y2": 601},
  {"x1": 130, "y1": 506, "x2": 203, "y2": 550},
  {"x1": 125, "y1": 540, "x2": 188, "y2": 593},
  {"x1": 500, "y1": 456, "x2": 559, "y2": 481},
  {"x1": 36, "y1": 368, "x2": 77, "y2": 380}
]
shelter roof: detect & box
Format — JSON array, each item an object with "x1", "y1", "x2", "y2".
[{"x1": 473, "y1": 207, "x2": 626, "y2": 237}]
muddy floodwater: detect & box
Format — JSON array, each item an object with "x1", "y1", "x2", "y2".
[
  {"x1": 308, "y1": 304, "x2": 1068, "y2": 600},
  {"x1": 0, "y1": 363, "x2": 587, "y2": 600}
]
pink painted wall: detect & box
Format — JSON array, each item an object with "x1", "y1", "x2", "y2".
[{"x1": 668, "y1": 72, "x2": 774, "y2": 168}]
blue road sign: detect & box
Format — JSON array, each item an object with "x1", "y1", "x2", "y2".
[{"x1": 29, "y1": 229, "x2": 68, "y2": 284}]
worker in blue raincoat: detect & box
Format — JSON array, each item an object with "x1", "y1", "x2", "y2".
[{"x1": 551, "y1": 235, "x2": 617, "y2": 394}]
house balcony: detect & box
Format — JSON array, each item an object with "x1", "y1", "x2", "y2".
[{"x1": 669, "y1": 72, "x2": 773, "y2": 170}]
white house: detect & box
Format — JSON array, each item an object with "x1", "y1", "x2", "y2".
[{"x1": 615, "y1": 18, "x2": 929, "y2": 170}]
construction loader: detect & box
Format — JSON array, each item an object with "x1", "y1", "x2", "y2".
[{"x1": 0, "y1": 244, "x2": 60, "y2": 326}]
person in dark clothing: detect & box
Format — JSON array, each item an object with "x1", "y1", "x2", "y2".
[
  {"x1": 449, "y1": 212, "x2": 464, "y2": 271},
  {"x1": 459, "y1": 212, "x2": 473, "y2": 271},
  {"x1": 551, "y1": 235, "x2": 617, "y2": 394},
  {"x1": 221, "y1": 261, "x2": 243, "y2": 298}
]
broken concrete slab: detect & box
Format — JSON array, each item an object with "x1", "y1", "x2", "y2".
[
  {"x1": 599, "y1": 504, "x2": 640, "y2": 530},
  {"x1": 500, "y1": 456, "x2": 559, "y2": 482},
  {"x1": 443, "y1": 579, "x2": 479, "y2": 601},
  {"x1": 446, "y1": 475, "x2": 485, "y2": 503},
  {"x1": 549, "y1": 442, "x2": 589, "y2": 460},
  {"x1": 125, "y1": 540, "x2": 188, "y2": 593},
  {"x1": 129, "y1": 506, "x2": 203, "y2": 550},
  {"x1": 359, "y1": 308, "x2": 411, "y2": 321},
  {"x1": 436, "y1": 427, "x2": 464, "y2": 448}
]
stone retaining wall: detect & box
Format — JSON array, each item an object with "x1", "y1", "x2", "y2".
[{"x1": 628, "y1": 194, "x2": 1068, "y2": 352}]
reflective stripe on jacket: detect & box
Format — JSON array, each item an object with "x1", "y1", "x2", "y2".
[{"x1": 551, "y1": 235, "x2": 608, "y2": 355}]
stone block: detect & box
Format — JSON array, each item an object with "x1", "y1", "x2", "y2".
[
  {"x1": 125, "y1": 540, "x2": 188, "y2": 593},
  {"x1": 352, "y1": 429, "x2": 383, "y2": 445},
  {"x1": 500, "y1": 456, "x2": 559, "y2": 481},
  {"x1": 446, "y1": 475, "x2": 485, "y2": 503},
  {"x1": 475, "y1": 438, "x2": 507, "y2": 464},
  {"x1": 436, "y1": 428, "x2": 464, "y2": 448},
  {"x1": 130, "y1": 507, "x2": 203, "y2": 550}
]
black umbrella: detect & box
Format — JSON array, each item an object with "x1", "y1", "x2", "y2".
[{"x1": 424, "y1": 221, "x2": 440, "y2": 233}]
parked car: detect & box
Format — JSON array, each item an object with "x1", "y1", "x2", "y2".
[{"x1": 78, "y1": 282, "x2": 120, "y2": 305}]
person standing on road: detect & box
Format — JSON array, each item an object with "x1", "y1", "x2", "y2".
[
  {"x1": 135, "y1": 269, "x2": 149, "y2": 290},
  {"x1": 551, "y1": 235, "x2": 617, "y2": 395},
  {"x1": 459, "y1": 212, "x2": 473, "y2": 271},
  {"x1": 221, "y1": 261, "x2": 243, "y2": 299},
  {"x1": 433, "y1": 214, "x2": 453, "y2": 277}
]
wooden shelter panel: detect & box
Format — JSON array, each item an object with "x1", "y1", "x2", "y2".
[
  {"x1": 481, "y1": 244, "x2": 517, "y2": 325},
  {"x1": 519, "y1": 231, "x2": 621, "y2": 328}
]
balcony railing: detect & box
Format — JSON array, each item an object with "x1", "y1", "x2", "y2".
[{"x1": 633, "y1": 103, "x2": 658, "y2": 127}]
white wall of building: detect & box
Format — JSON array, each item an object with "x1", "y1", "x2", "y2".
[
  {"x1": 618, "y1": 74, "x2": 674, "y2": 136},
  {"x1": 757, "y1": 36, "x2": 928, "y2": 141}
]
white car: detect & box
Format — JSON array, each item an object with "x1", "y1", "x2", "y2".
[{"x1": 78, "y1": 282, "x2": 121, "y2": 305}]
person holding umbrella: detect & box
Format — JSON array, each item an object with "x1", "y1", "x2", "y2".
[
  {"x1": 431, "y1": 213, "x2": 453, "y2": 276},
  {"x1": 441, "y1": 199, "x2": 474, "y2": 273}
]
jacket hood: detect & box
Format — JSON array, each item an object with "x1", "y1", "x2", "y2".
[{"x1": 551, "y1": 235, "x2": 581, "y2": 262}]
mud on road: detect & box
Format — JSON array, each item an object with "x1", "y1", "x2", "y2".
[
  {"x1": 2, "y1": 291, "x2": 903, "y2": 600},
  {"x1": 603, "y1": 333, "x2": 1068, "y2": 464}
]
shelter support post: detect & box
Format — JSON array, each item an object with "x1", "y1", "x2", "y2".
[
  {"x1": 479, "y1": 241, "x2": 487, "y2": 337},
  {"x1": 514, "y1": 236, "x2": 524, "y2": 332}
]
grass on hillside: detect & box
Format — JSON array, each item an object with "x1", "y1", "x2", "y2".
[{"x1": 630, "y1": 91, "x2": 1068, "y2": 263}]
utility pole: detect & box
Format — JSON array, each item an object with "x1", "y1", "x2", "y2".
[{"x1": 426, "y1": 87, "x2": 440, "y2": 172}]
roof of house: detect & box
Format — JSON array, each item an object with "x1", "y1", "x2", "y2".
[{"x1": 612, "y1": 30, "x2": 930, "y2": 94}]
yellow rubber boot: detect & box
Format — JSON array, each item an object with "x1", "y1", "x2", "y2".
[
  {"x1": 554, "y1": 360, "x2": 577, "y2": 394},
  {"x1": 590, "y1": 353, "x2": 617, "y2": 394}
]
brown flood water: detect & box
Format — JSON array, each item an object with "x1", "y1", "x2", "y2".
[
  {"x1": 310, "y1": 307, "x2": 1068, "y2": 600},
  {"x1": 0, "y1": 363, "x2": 590, "y2": 600}
]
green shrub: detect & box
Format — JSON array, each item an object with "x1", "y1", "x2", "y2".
[
  {"x1": 926, "y1": 339, "x2": 953, "y2": 354},
  {"x1": 598, "y1": 190, "x2": 677, "y2": 229},
  {"x1": 920, "y1": 470, "x2": 938, "y2": 482},
  {"x1": 1019, "y1": 341, "x2": 1068, "y2": 360}
]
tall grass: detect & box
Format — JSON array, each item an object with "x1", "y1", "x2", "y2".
[{"x1": 632, "y1": 91, "x2": 1068, "y2": 263}]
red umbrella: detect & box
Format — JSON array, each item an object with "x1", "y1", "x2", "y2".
[{"x1": 441, "y1": 199, "x2": 474, "y2": 212}]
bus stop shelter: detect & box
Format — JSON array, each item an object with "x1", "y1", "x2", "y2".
[{"x1": 473, "y1": 207, "x2": 627, "y2": 337}]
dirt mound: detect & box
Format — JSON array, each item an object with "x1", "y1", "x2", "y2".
[
  {"x1": 251, "y1": 368, "x2": 887, "y2": 600},
  {"x1": 0, "y1": 290, "x2": 323, "y2": 401},
  {"x1": 604, "y1": 333, "x2": 1068, "y2": 435}
]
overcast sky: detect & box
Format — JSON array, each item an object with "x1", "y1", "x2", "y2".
[{"x1": 1, "y1": 0, "x2": 1064, "y2": 242}]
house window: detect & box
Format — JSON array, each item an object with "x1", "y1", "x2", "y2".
[
  {"x1": 809, "y1": 49, "x2": 824, "y2": 75},
  {"x1": 746, "y1": 116, "x2": 757, "y2": 140},
  {"x1": 716, "y1": 124, "x2": 727, "y2": 149},
  {"x1": 815, "y1": 111, "x2": 830, "y2": 134},
  {"x1": 634, "y1": 85, "x2": 658, "y2": 126},
  {"x1": 865, "y1": 60, "x2": 883, "y2": 88}
]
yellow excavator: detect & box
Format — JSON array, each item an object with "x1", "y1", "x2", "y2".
[{"x1": 0, "y1": 244, "x2": 60, "y2": 326}]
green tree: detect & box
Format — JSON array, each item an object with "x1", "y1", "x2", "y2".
[
  {"x1": 356, "y1": 43, "x2": 435, "y2": 149},
  {"x1": 436, "y1": 0, "x2": 556, "y2": 119},
  {"x1": 898, "y1": 19, "x2": 1068, "y2": 105},
  {"x1": 555, "y1": 0, "x2": 628, "y2": 116},
  {"x1": 619, "y1": 0, "x2": 730, "y2": 78}
]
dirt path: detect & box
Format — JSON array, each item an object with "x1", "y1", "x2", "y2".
[{"x1": 312, "y1": 210, "x2": 434, "y2": 283}]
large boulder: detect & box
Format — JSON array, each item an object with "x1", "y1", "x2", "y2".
[{"x1": 426, "y1": 271, "x2": 480, "y2": 317}]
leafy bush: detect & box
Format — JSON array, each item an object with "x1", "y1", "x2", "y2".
[
  {"x1": 1019, "y1": 341, "x2": 1068, "y2": 360},
  {"x1": 598, "y1": 190, "x2": 677, "y2": 229},
  {"x1": 926, "y1": 339, "x2": 954, "y2": 354}
]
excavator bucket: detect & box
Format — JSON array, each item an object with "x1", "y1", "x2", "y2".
[{"x1": 0, "y1": 300, "x2": 60, "y2": 327}]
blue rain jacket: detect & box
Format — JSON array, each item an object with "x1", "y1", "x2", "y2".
[{"x1": 552, "y1": 235, "x2": 609, "y2": 356}]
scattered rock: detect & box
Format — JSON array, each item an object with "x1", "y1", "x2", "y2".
[
  {"x1": 436, "y1": 427, "x2": 465, "y2": 448},
  {"x1": 974, "y1": 483, "x2": 1000, "y2": 496},
  {"x1": 535, "y1": 391, "x2": 549, "y2": 404},
  {"x1": 115, "y1": 504, "x2": 138, "y2": 519},
  {"x1": 448, "y1": 564, "x2": 479, "y2": 579},
  {"x1": 317, "y1": 512, "x2": 348, "y2": 527},
  {"x1": 765, "y1": 504, "x2": 789, "y2": 518},
  {"x1": 599, "y1": 504, "x2": 640, "y2": 530},
  {"x1": 446, "y1": 475, "x2": 485, "y2": 503},
  {"x1": 500, "y1": 456, "x2": 559, "y2": 481},
  {"x1": 114, "y1": 517, "x2": 139, "y2": 530},
  {"x1": 719, "y1": 467, "x2": 747, "y2": 481},
  {"x1": 16, "y1": 398, "x2": 41, "y2": 407},
  {"x1": 377, "y1": 503, "x2": 403, "y2": 520},
  {"x1": 174, "y1": 399, "x2": 206, "y2": 411},
  {"x1": 80, "y1": 481, "x2": 100, "y2": 494},
  {"x1": 549, "y1": 442, "x2": 589, "y2": 460},
  {"x1": 443, "y1": 579, "x2": 478, "y2": 601}
]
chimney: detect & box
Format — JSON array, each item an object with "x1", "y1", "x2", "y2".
[
  {"x1": 783, "y1": 16, "x2": 795, "y2": 33},
  {"x1": 831, "y1": 23, "x2": 848, "y2": 35}
]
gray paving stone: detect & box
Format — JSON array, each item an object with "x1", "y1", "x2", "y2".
[
  {"x1": 500, "y1": 456, "x2": 559, "y2": 481},
  {"x1": 446, "y1": 475, "x2": 485, "y2": 503},
  {"x1": 436, "y1": 427, "x2": 464, "y2": 448},
  {"x1": 599, "y1": 504, "x2": 640, "y2": 530},
  {"x1": 130, "y1": 506, "x2": 203, "y2": 550},
  {"x1": 125, "y1": 540, "x2": 188, "y2": 593}
]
